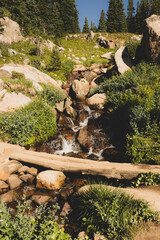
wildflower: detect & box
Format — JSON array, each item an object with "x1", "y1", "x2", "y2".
[{"x1": 0, "y1": 219, "x2": 3, "y2": 222}]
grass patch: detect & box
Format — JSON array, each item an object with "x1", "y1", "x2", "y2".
[
  {"x1": 0, "y1": 100, "x2": 57, "y2": 146},
  {"x1": 72, "y1": 184, "x2": 157, "y2": 239}
]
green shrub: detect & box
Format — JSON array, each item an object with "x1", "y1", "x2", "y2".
[
  {"x1": 2, "y1": 76, "x2": 34, "y2": 89},
  {"x1": 125, "y1": 38, "x2": 141, "y2": 58},
  {"x1": 0, "y1": 100, "x2": 57, "y2": 146},
  {"x1": 0, "y1": 43, "x2": 9, "y2": 57},
  {"x1": 45, "y1": 49, "x2": 61, "y2": 72},
  {"x1": 62, "y1": 60, "x2": 74, "y2": 76},
  {"x1": 132, "y1": 172, "x2": 160, "y2": 187},
  {"x1": 28, "y1": 46, "x2": 40, "y2": 56},
  {"x1": 72, "y1": 185, "x2": 157, "y2": 239},
  {"x1": 0, "y1": 197, "x2": 71, "y2": 240},
  {"x1": 94, "y1": 62, "x2": 160, "y2": 164},
  {"x1": 11, "y1": 71, "x2": 25, "y2": 80},
  {"x1": 40, "y1": 84, "x2": 66, "y2": 107}
]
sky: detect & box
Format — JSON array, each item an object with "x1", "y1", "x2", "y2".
[{"x1": 76, "y1": 0, "x2": 138, "y2": 30}]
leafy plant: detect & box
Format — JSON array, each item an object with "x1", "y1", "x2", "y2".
[
  {"x1": 72, "y1": 184, "x2": 157, "y2": 240},
  {"x1": 125, "y1": 38, "x2": 141, "y2": 58},
  {"x1": 40, "y1": 84, "x2": 66, "y2": 107},
  {"x1": 0, "y1": 197, "x2": 71, "y2": 240},
  {"x1": 132, "y1": 172, "x2": 160, "y2": 187},
  {"x1": 0, "y1": 100, "x2": 57, "y2": 146}
]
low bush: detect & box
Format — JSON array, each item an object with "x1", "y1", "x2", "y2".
[
  {"x1": 125, "y1": 38, "x2": 141, "y2": 58},
  {"x1": 40, "y1": 84, "x2": 66, "y2": 107},
  {"x1": 0, "y1": 42, "x2": 9, "y2": 57},
  {"x1": 0, "y1": 100, "x2": 57, "y2": 146},
  {"x1": 72, "y1": 185, "x2": 157, "y2": 239},
  {"x1": 132, "y1": 172, "x2": 160, "y2": 187},
  {"x1": 94, "y1": 62, "x2": 160, "y2": 164},
  {"x1": 0, "y1": 197, "x2": 71, "y2": 240}
]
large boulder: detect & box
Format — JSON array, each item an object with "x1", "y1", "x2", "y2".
[
  {"x1": 0, "y1": 17, "x2": 23, "y2": 44},
  {"x1": 0, "y1": 92, "x2": 32, "y2": 112},
  {"x1": 72, "y1": 79, "x2": 89, "y2": 100},
  {"x1": 115, "y1": 46, "x2": 133, "y2": 74},
  {"x1": 86, "y1": 93, "x2": 106, "y2": 110},
  {"x1": 136, "y1": 15, "x2": 160, "y2": 64},
  {"x1": 36, "y1": 170, "x2": 66, "y2": 190},
  {"x1": 0, "y1": 64, "x2": 62, "y2": 91}
]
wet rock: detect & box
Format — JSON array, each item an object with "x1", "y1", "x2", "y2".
[
  {"x1": 90, "y1": 79, "x2": 98, "y2": 91},
  {"x1": 20, "y1": 174, "x2": 35, "y2": 184},
  {"x1": 31, "y1": 194, "x2": 52, "y2": 205},
  {"x1": 78, "y1": 110, "x2": 89, "y2": 123},
  {"x1": 72, "y1": 79, "x2": 89, "y2": 100},
  {"x1": 7, "y1": 174, "x2": 23, "y2": 189},
  {"x1": 60, "y1": 202, "x2": 72, "y2": 216},
  {"x1": 77, "y1": 127, "x2": 91, "y2": 151},
  {"x1": 0, "y1": 160, "x2": 22, "y2": 181},
  {"x1": 72, "y1": 100, "x2": 86, "y2": 110},
  {"x1": 82, "y1": 70, "x2": 97, "y2": 83},
  {"x1": 0, "y1": 180, "x2": 8, "y2": 189},
  {"x1": 60, "y1": 184, "x2": 74, "y2": 200},
  {"x1": 102, "y1": 147, "x2": 120, "y2": 162},
  {"x1": 0, "y1": 180, "x2": 8, "y2": 194},
  {"x1": 18, "y1": 166, "x2": 30, "y2": 174},
  {"x1": 56, "y1": 101, "x2": 65, "y2": 113},
  {"x1": 86, "y1": 93, "x2": 106, "y2": 109},
  {"x1": 36, "y1": 170, "x2": 66, "y2": 190},
  {"x1": 27, "y1": 167, "x2": 38, "y2": 176},
  {"x1": 0, "y1": 190, "x2": 18, "y2": 203},
  {"x1": 65, "y1": 105, "x2": 76, "y2": 119},
  {"x1": 58, "y1": 115, "x2": 74, "y2": 129}
]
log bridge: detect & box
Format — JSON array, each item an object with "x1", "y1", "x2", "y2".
[{"x1": 1, "y1": 143, "x2": 160, "y2": 180}]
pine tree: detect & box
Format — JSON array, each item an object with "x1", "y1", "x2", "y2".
[
  {"x1": 151, "y1": 0, "x2": 160, "y2": 15},
  {"x1": 90, "y1": 21, "x2": 97, "y2": 32},
  {"x1": 82, "y1": 16, "x2": 90, "y2": 33},
  {"x1": 98, "y1": 10, "x2": 107, "y2": 32},
  {"x1": 117, "y1": 0, "x2": 127, "y2": 32},
  {"x1": 107, "y1": 0, "x2": 118, "y2": 32},
  {"x1": 127, "y1": 0, "x2": 135, "y2": 32},
  {"x1": 135, "y1": 0, "x2": 149, "y2": 33}
]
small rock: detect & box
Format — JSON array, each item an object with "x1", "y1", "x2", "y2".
[
  {"x1": 64, "y1": 98, "x2": 72, "y2": 109},
  {"x1": 0, "y1": 160, "x2": 22, "y2": 181},
  {"x1": 56, "y1": 101, "x2": 65, "y2": 113},
  {"x1": 0, "y1": 180, "x2": 8, "y2": 189},
  {"x1": 0, "y1": 190, "x2": 18, "y2": 203},
  {"x1": 27, "y1": 167, "x2": 38, "y2": 176},
  {"x1": 36, "y1": 170, "x2": 66, "y2": 190},
  {"x1": 60, "y1": 202, "x2": 72, "y2": 216},
  {"x1": 20, "y1": 174, "x2": 35, "y2": 184},
  {"x1": 73, "y1": 65, "x2": 87, "y2": 72},
  {"x1": 78, "y1": 231, "x2": 88, "y2": 239},
  {"x1": 66, "y1": 105, "x2": 76, "y2": 118},
  {"x1": 7, "y1": 174, "x2": 23, "y2": 190},
  {"x1": 77, "y1": 127, "x2": 91, "y2": 151},
  {"x1": 18, "y1": 166, "x2": 30, "y2": 174},
  {"x1": 86, "y1": 93, "x2": 106, "y2": 110},
  {"x1": 81, "y1": 57, "x2": 87, "y2": 61},
  {"x1": 72, "y1": 79, "x2": 89, "y2": 100},
  {"x1": 31, "y1": 194, "x2": 52, "y2": 205},
  {"x1": 94, "y1": 233, "x2": 106, "y2": 240}
]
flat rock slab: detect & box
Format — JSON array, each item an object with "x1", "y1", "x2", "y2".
[{"x1": 79, "y1": 185, "x2": 160, "y2": 212}]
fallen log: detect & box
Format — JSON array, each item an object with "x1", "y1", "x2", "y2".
[{"x1": 9, "y1": 147, "x2": 160, "y2": 180}]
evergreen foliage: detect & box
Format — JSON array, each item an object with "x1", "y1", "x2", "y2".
[
  {"x1": 90, "y1": 20, "x2": 97, "y2": 32},
  {"x1": 0, "y1": 0, "x2": 80, "y2": 36},
  {"x1": 107, "y1": 0, "x2": 118, "y2": 33},
  {"x1": 135, "y1": 0, "x2": 150, "y2": 33},
  {"x1": 117, "y1": 0, "x2": 127, "y2": 32},
  {"x1": 82, "y1": 16, "x2": 90, "y2": 33},
  {"x1": 127, "y1": 0, "x2": 135, "y2": 32},
  {"x1": 98, "y1": 10, "x2": 107, "y2": 32},
  {"x1": 150, "y1": 0, "x2": 160, "y2": 15}
]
